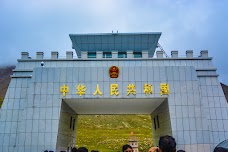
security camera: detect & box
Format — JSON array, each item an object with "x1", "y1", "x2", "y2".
[{"x1": 41, "y1": 61, "x2": 44, "y2": 67}]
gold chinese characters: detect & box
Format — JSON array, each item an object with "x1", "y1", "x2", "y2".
[
  {"x1": 144, "y1": 84, "x2": 153, "y2": 96},
  {"x1": 94, "y1": 84, "x2": 103, "y2": 96},
  {"x1": 110, "y1": 84, "x2": 119, "y2": 96},
  {"x1": 60, "y1": 84, "x2": 69, "y2": 97},
  {"x1": 60, "y1": 83, "x2": 169, "y2": 97},
  {"x1": 76, "y1": 84, "x2": 86, "y2": 96},
  {"x1": 160, "y1": 83, "x2": 169, "y2": 96},
  {"x1": 127, "y1": 84, "x2": 136, "y2": 95}
]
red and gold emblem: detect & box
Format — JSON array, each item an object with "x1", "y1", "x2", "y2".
[{"x1": 109, "y1": 66, "x2": 119, "y2": 78}]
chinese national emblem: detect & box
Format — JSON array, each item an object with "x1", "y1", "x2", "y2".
[{"x1": 109, "y1": 66, "x2": 119, "y2": 78}]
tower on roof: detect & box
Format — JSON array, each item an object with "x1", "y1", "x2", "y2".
[{"x1": 69, "y1": 32, "x2": 161, "y2": 58}]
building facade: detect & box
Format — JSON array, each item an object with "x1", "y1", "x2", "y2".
[{"x1": 0, "y1": 32, "x2": 227, "y2": 152}]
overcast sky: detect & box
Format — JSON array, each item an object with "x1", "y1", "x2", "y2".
[{"x1": 0, "y1": 0, "x2": 228, "y2": 84}]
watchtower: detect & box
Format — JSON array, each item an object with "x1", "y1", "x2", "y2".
[{"x1": 128, "y1": 132, "x2": 139, "y2": 152}]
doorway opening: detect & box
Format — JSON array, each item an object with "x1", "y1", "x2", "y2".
[
  {"x1": 76, "y1": 114, "x2": 153, "y2": 152},
  {"x1": 56, "y1": 98, "x2": 171, "y2": 152}
]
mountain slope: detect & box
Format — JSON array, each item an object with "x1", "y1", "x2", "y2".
[
  {"x1": 221, "y1": 83, "x2": 228, "y2": 103},
  {"x1": 0, "y1": 66, "x2": 15, "y2": 107},
  {"x1": 76, "y1": 115, "x2": 153, "y2": 152}
]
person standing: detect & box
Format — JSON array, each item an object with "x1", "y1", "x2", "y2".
[
  {"x1": 148, "y1": 135, "x2": 176, "y2": 152},
  {"x1": 122, "y1": 144, "x2": 133, "y2": 152}
]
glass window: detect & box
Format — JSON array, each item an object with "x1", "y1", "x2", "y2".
[
  {"x1": 156, "y1": 115, "x2": 160, "y2": 129},
  {"x1": 70, "y1": 117, "x2": 72, "y2": 129},
  {"x1": 154, "y1": 117, "x2": 156, "y2": 130},
  {"x1": 73, "y1": 119, "x2": 75, "y2": 130},
  {"x1": 118, "y1": 52, "x2": 127, "y2": 58},
  {"x1": 88, "y1": 52, "x2": 96, "y2": 58},
  {"x1": 133, "y1": 52, "x2": 142, "y2": 58},
  {"x1": 103, "y1": 52, "x2": 112, "y2": 58}
]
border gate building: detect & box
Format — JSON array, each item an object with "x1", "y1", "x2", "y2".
[{"x1": 0, "y1": 32, "x2": 228, "y2": 152}]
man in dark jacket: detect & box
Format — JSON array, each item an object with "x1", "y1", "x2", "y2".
[{"x1": 148, "y1": 135, "x2": 176, "y2": 152}]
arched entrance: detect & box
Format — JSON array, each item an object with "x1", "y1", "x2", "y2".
[{"x1": 56, "y1": 98, "x2": 171, "y2": 151}]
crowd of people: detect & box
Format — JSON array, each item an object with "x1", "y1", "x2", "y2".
[
  {"x1": 61, "y1": 135, "x2": 228, "y2": 152},
  {"x1": 69, "y1": 147, "x2": 99, "y2": 152},
  {"x1": 146, "y1": 135, "x2": 228, "y2": 152}
]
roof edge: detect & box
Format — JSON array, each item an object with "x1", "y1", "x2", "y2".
[{"x1": 69, "y1": 32, "x2": 162, "y2": 36}]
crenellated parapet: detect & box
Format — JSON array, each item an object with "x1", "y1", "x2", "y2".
[
  {"x1": 51, "y1": 51, "x2": 58, "y2": 59},
  {"x1": 157, "y1": 50, "x2": 208, "y2": 58},
  {"x1": 15, "y1": 50, "x2": 216, "y2": 79},
  {"x1": 20, "y1": 50, "x2": 209, "y2": 60},
  {"x1": 20, "y1": 51, "x2": 74, "y2": 60}
]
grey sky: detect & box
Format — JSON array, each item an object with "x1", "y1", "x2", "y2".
[{"x1": 0, "y1": 0, "x2": 228, "y2": 84}]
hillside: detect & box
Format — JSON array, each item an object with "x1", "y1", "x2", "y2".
[
  {"x1": 76, "y1": 115, "x2": 153, "y2": 152},
  {"x1": 0, "y1": 66, "x2": 15, "y2": 107},
  {"x1": 221, "y1": 83, "x2": 228, "y2": 103}
]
